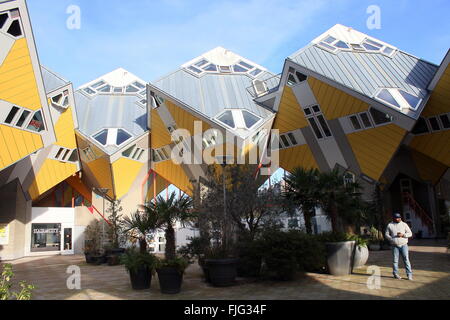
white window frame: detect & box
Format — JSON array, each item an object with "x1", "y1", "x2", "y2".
[
  {"x1": 397, "y1": 89, "x2": 423, "y2": 111},
  {"x1": 286, "y1": 68, "x2": 308, "y2": 87},
  {"x1": 348, "y1": 111, "x2": 375, "y2": 132},
  {"x1": 343, "y1": 171, "x2": 356, "y2": 186},
  {"x1": 427, "y1": 116, "x2": 442, "y2": 132},
  {"x1": 50, "y1": 89, "x2": 70, "y2": 110},
  {"x1": 216, "y1": 110, "x2": 237, "y2": 130},
  {"x1": 0, "y1": 10, "x2": 24, "y2": 40},
  {"x1": 374, "y1": 88, "x2": 403, "y2": 110},
  {"x1": 91, "y1": 128, "x2": 133, "y2": 147},
  {"x1": 303, "y1": 104, "x2": 333, "y2": 140},
  {"x1": 347, "y1": 108, "x2": 393, "y2": 133},
  {"x1": 82, "y1": 146, "x2": 96, "y2": 162},
  {"x1": 152, "y1": 146, "x2": 171, "y2": 163},
  {"x1": 315, "y1": 35, "x2": 396, "y2": 58},
  {"x1": 252, "y1": 79, "x2": 268, "y2": 97},
  {"x1": 240, "y1": 110, "x2": 262, "y2": 130},
  {"x1": 437, "y1": 112, "x2": 450, "y2": 130},
  {"x1": 1, "y1": 104, "x2": 46, "y2": 134},
  {"x1": 185, "y1": 58, "x2": 264, "y2": 79},
  {"x1": 277, "y1": 130, "x2": 302, "y2": 150}
]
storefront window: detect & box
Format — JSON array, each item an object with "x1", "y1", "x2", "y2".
[{"x1": 31, "y1": 224, "x2": 61, "y2": 252}]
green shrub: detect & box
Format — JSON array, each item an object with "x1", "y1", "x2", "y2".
[
  {"x1": 1, "y1": 264, "x2": 35, "y2": 300},
  {"x1": 120, "y1": 248, "x2": 157, "y2": 274},
  {"x1": 236, "y1": 236, "x2": 263, "y2": 277},
  {"x1": 252, "y1": 229, "x2": 328, "y2": 280},
  {"x1": 156, "y1": 256, "x2": 190, "y2": 275},
  {"x1": 178, "y1": 236, "x2": 210, "y2": 265}
]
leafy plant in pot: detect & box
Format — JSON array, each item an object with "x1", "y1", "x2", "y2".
[
  {"x1": 352, "y1": 236, "x2": 369, "y2": 268},
  {"x1": 83, "y1": 220, "x2": 104, "y2": 264},
  {"x1": 148, "y1": 193, "x2": 195, "y2": 294},
  {"x1": 120, "y1": 248, "x2": 157, "y2": 290},
  {"x1": 121, "y1": 207, "x2": 160, "y2": 290},
  {"x1": 368, "y1": 227, "x2": 382, "y2": 251},
  {"x1": 196, "y1": 164, "x2": 253, "y2": 287},
  {"x1": 178, "y1": 236, "x2": 212, "y2": 283},
  {"x1": 319, "y1": 232, "x2": 356, "y2": 276}
]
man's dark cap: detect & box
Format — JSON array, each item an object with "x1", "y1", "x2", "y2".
[{"x1": 393, "y1": 213, "x2": 402, "y2": 219}]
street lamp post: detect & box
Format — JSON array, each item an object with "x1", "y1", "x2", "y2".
[
  {"x1": 215, "y1": 155, "x2": 232, "y2": 250},
  {"x1": 97, "y1": 188, "x2": 110, "y2": 251}
]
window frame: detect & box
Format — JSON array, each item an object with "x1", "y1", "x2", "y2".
[{"x1": 303, "y1": 104, "x2": 333, "y2": 140}]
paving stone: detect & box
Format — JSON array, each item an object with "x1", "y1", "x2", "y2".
[{"x1": 2, "y1": 239, "x2": 449, "y2": 300}]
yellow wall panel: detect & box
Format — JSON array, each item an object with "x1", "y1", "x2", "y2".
[
  {"x1": 0, "y1": 38, "x2": 42, "y2": 111},
  {"x1": 279, "y1": 144, "x2": 318, "y2": 173},
  {"x1": 154, "y1": 161, "x2": 193, "y2": 196},
  {"x1": 111, "y1": 158, "x2": 144, "y2": 199},
  {"x1": 84, "y1": 157, "x2": 114, "y2": 199},
  {"x1": 422, "y1": 64, "x2": 450, "y2": 117},
  {"x1": 0, "y1": 124, "x2": 43, "y2": 170},
  {"x1": 54, "y1": 107, "x2": 77, "y2": 149},
  {"x1": 151, "y1": 108, "x2": 172, "y2": 149},
  {"x1": 28, "y1": 159, "x2": 77, "y2": 200},
  {"x1": 347, "y1": 124, "x2": 406, "y2": 181},
  {"x1": 411, "y1": 150, "x2": 448, "y2": 185},
  {"x1": 166, "y1": 100, "x2": 211, "y2": 136},
  {"x1": 273, "y1": 86, "x2": 308, "y2": 134},
  {"x1": 145, "y1": 173, "x2": 169, "y2": 202},
  {"x1": 409, "y1": 131, "x2": 450, "y2": 167},
  {"x1": 308, "y1": 77, "x2": 369, "y2": 120}
]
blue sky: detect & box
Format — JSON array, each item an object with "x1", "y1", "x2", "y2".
[{"x1": 27, "y1": 0, "x2": 450, "y2": 88}]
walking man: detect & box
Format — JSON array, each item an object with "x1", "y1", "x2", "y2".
[{"x1": 385, "y1": 213, "x2": 413, "y2": 280}]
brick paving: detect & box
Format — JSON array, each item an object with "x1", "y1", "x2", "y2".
[{"x1": 3, "y1": 239, "x2": 449, "y2": 300}]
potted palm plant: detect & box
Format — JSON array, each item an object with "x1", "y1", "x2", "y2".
[
  {"x1": 121, "y1": 208, "x2": 160, "y2": 290},
  {"x1": 148, "y1": 193, "x2": 194, "y2": 294}
]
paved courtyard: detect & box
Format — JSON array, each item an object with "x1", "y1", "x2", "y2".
[{"x1": 3, "y1": 239, "x2": 449, "y2": 300}]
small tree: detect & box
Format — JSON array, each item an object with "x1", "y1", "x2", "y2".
[
  {"x1": 316, "y1": 168, "x2": 364, "y2": 232},
  {"x1": 283, "y1": 167, "x2": 322, "y2": 234},
  {"x1": 284, "y1": 167, "x2": 366, "y2": 233},
  {"x1": 149, "y1": 193, "x2": 194, "y2": 261},
  {"x1": 196, "y1": 164, "x2": 285, "y2": 256},
  {"x1": 106, "y1": 199, "x2": 124, "y2": 248},
  {"x1": 122, "y1": 207, "x2": 160, "y2": 254}
]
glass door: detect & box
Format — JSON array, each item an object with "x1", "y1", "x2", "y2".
[{"x1": 61, "y1": 226, "x2": 74, "y2": 255}]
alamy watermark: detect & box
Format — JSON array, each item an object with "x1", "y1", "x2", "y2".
[
  {"x1": 366, "y1": 5, "x2": 381, "y2": 30},
  {"x1": 66, "y1": 5, "x2": 81, "y2": 30},
  {"x1": 366, "y1": 265, "x2": 381, "y2": 290},
  {"x1": 66, "y1": 265, "x2": 81, "y2": 290},
  {"x1": 165, "y1": 122, "x2": 280, "y2": 176}
]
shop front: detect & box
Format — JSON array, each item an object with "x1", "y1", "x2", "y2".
[{"x1": 25, "y1": 207, "x2": 75, "y2": 256}]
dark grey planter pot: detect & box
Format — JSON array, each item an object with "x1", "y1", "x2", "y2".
[
  {"x1": 205, "y1": 258, "x2": 238, "y2": 287},
  {"x1": 325, "y1": 241, "x2": 356, "y2": 276},
  {"x1": 129, "y1": 265, "x2": 152, "y2": 290},
  {"x1": 157, "y1": 267, "x2": 183, "y2": 294}
]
